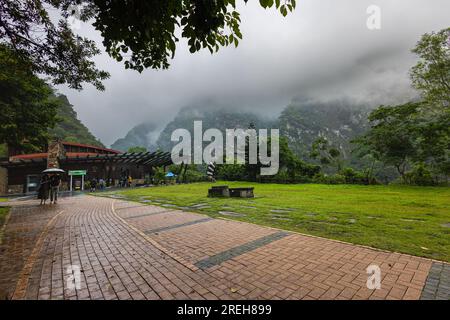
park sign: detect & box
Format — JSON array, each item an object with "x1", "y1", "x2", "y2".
[{"x1": 68, "y1": 170, "x2": 87, "y2": 176}]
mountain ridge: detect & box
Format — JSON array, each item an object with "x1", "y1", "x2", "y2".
[
  {"x1": 50, "y1": 94, "x2": 105, "y2": 148},
  {"x1": 111, "y1": 100, "x2": 372, "y2": 168}
]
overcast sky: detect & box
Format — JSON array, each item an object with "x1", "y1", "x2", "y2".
[{"x1": 57, "y1": 0, "x2": 450, "y2": 147}]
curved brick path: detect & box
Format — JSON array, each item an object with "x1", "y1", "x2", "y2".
[{"x1": 0, "y1": 195, "x2": 448, "y2": 300}]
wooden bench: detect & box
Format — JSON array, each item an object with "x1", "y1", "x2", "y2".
[
  {"x1": 229, "y1": 187, "x2": 254, "y2": 198},
  {"x1": 207, "y1": 185, "x2": 230, "y2": 197}
]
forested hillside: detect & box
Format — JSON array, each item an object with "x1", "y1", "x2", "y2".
[
  {"x1": 156, "y1": 106, "x2": 276, "y2": 151},
  {"x1": 278, "y1": 99, "x2": 372, "y2": 165},
  {"x1": 111, "y1": 122, "x2": 158, "y2": 152},
  {"x1": 50, "y1": 94, "x2": 105, "y2": 148}
]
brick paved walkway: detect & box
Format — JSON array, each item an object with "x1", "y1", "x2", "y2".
[{"x1": 0, "y1": 195, "x2": 448, "y2": 300}]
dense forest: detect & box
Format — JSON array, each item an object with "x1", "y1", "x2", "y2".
[
  {"x1": 50, "y1": 94, "x2": 105, "y2": 148},
  {"x1": 0, "y1": 93, "x2": 104, "y2": 157}
]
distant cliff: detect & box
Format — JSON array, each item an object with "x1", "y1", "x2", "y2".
[
  {"x1": 111, "y1": 122, "x2": 159, "y2": 152},
  {"x1": 50, "y1": 94, "x2": 105, "y2": 148},
  {"x1": 155, "y1": 105, "x2": 276, "y2": 151},
  {"x1": 278, "y1": 99, "x2": 371, "y2": 162}
]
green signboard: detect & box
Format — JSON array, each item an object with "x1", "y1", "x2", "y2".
[{"x1": 68, "y1": 170, "x2": 87, "y2": 176}]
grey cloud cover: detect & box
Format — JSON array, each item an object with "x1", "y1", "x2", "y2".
[{"x1": 58, "y1": 0, "x2": 450, "y2": 146}]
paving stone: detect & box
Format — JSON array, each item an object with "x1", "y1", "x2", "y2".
[
  {"x1": 190, "y1": 203, "x2": 209, "y2": 208},
  {"x1": 144, "y1": 217, "x2": 213, "y2": 234},
  {"x1": 420, "y1": 262, "x2": 450, "y2": 300},
  {"x1": 195, "y1": 231, "x2": 289, "y2": 269},
  {"x1": 218, "y1": 211, "x2": 246, "y2": 217},
  {"x1": 270, "y1": 209, "x2": 292, "y2": 213},
  {"x1": 239, "y1": 205, "x2": 257, "y2": 209},
  {"x1": 269, "y1": 215, "x2": 292, "y2": 221}
]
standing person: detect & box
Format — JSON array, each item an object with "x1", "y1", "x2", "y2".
[
  {"x1": 90, "y1": 177, "x2": 97, "y2": 192},
  {"x1": 37, "y1": 174, "x2": 50, "y2": 205},
  {"x1": 99, "y1": 178, "x2": 105, "y2": 191},
  {"x1": 128, "y1": 175, "x2": 132, "y2": 187},
  {"x1": 49, "y1": 174, "x2": 61, "y2": 204}
]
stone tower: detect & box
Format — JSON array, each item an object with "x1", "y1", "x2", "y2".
[{"x1": 47, "y1": 139, "x2": 65, "y2": 169}]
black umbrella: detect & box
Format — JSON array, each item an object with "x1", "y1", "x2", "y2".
[{"x1": 42, "y1": 168, "x2": 65, "y2": 174}]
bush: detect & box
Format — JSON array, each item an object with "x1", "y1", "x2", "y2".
[
  {"x1": 312, "y1": 173, "x2": 346, "y2": 184},
  {"x1": 258, "y1": 168, "x2": 313, "y2": 184},
  {"x1": 311, "y1": 168, "x2": 378, "y2": 185},
  {"x1": 183, "y1": 169, "x2": 207, "y2": 183},
  {"x1": 340, "y1": 167, "x2": 377, "y2": 185},
  {"x1": 153, "y1": 167, "x2": 166, "y2": 184},
  {"x1": 216, "y1": 163, "x2": 247, "y2": 181},
  {"x1": 404, "y1": 163, "x2": 436, "y2": 186}
]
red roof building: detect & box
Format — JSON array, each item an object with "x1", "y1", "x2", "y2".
[{"x1": 0, "y1": 141, "x2": 171, "y2": 195}]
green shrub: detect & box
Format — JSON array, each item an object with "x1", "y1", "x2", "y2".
[
  {"x1": 312, "y1": 173, "x2": 346, "y2": 184},
  {"x1": 404, "y1": 163, "x2": 436, "y2": 186},
  {"x1": 339, "y1": 167, "x2": 377, "y2": 185},
  {"x1": 153, "y1": 167, "x2": 166, "y2": 184},
  {"x1": 216, "y1": 163, "x2": 247, "y2": 181},
  {"x1": 183, "y1": 169, "x2": 207, "y2": 182}
]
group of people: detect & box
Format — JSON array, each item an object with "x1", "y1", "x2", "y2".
[
  {"x1": 37, "y1": 173, "x2": 134, "y2": 201},
  {"x1": 88, "y1": 175, "x2": 132, "y2": 191},
  {"x1": 119, "y1": 175, "x2": 133, "y2": 188},
  {"x1": 37, "y1": 174, "x2": 61, "y2": 205},
  {"x1": 89, "y1": 178, "x2": 107, "y2": 192}
]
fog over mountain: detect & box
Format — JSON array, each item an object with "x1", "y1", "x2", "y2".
[{"x1": 57, "y1": 0, "x2": 450, "y2": 147}]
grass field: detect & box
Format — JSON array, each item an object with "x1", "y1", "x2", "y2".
[
  {"x1": 101, "y1": 182, "x2": 450, "y2": 262},
  {"x1": 0, "y1": 206, "x2": 9, "y2": 233}
]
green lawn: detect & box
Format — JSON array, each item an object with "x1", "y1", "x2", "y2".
[
  {"x1": 0, "y1": 206, "x2": 9, "y2": 233},
  {"x1": 100, "y1": 182, "x2": 450, "y2": 262}
]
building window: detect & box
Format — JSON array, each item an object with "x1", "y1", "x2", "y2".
[{"x1": 26, "y1": 175, "x2": 40, "y2": 193}]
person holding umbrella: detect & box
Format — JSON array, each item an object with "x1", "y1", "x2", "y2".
[
  {"x1": 37, "y1": 174, "x2": 50, "y2": 205},
  {"x1": 42, "y1": 168, "x2": 64, "y2": 204},
  {"x1": 49, "y1": 174, "x2": 61, "y2": 204}
]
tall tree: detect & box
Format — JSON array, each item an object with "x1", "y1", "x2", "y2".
[
  {"x1": 310, "y1": 137, "x2": 342, "y2": 173},
  {"x1": 410, "y1": 28, "x2": 450, "y2": 177},
  {"x1": 355, "y1": 28, "x2": 450, "y2": 182},
  {"x1": 0, "y1": 0, "x2": 296, "y2": 90},
  {"x1": 0, "y1": 45, "x2": 60, "y2": 155},
  {"x1": 0, "y1": 0, "x2": 109, "y2": 90},
  {"x1": 354, "y1": 103, "x2": 420, "y2": 180},
  {"x1": 410, "y1": 27, "x2": 450, "y2": 107}
]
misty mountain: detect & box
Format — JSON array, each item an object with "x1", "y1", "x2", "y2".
[
  {"x1": 110, "y1": 122, "x2": 159, "y2": 152},
  {"x1": 155, "y1": 106, "x2": 276, "y2": 152},
  {"x1": 279, "y1": 99, "x2": 372, "y2": 163},
  {"x1": 50, "y1": 94, "x2": 105, "y2": 148},
  {"x1": 111, "y1": 100, "x2": 372, "y2": 168}
]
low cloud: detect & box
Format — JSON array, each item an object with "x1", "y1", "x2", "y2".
[{"x1": 58, "y1": 0, "x2": 450, "y2": 146}]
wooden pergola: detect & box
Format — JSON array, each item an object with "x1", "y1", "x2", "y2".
[{"x1": 0, "y1": 151, "x2": 173, "y2": 168}]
